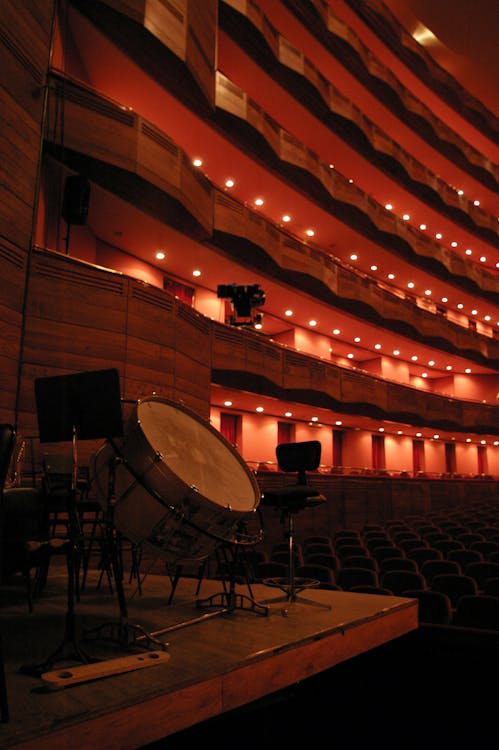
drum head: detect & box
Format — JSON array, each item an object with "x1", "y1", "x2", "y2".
[{"x1": 136, "y1": 398, "x2": 259, "y2": 512}]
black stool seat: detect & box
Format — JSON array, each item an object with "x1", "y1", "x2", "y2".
[
  {"x1": 261, "y1": 485, "x2": 325, "y2": 511},
  {"x1": 259, "y1": 440, "x2": 330, "y2": 613}
]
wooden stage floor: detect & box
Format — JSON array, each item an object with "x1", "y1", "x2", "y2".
[{"x1": 0, "y1": 569, "x2": 417, "y2": 749}]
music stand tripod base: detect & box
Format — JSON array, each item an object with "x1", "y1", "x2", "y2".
[
  {"x1": 260, "y1": 576, "x2": 332, "y2": 614},
  {"x1": 196, "y1": 589, "x2": 269, "y2": 617}
]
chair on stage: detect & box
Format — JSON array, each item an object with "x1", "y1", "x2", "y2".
[{"x1": 259, "y1": 440, "x2": 329, "y2": 609}]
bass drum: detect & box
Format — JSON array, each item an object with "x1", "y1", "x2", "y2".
[{"x1": 91, "y1": 396, "x2": 261, "y2": 565}]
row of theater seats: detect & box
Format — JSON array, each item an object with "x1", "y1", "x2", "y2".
[{"x1": 230, "y1": 502, "x2": 499, "y2": 629}]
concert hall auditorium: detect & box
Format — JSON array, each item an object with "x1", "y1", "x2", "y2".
[{"x1": 1, "y1": 1, "x2": 498, "y2": 748}]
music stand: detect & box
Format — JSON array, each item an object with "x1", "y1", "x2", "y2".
[{"x1": 21, "y1": 369, "x2": 125, "y2": 676}]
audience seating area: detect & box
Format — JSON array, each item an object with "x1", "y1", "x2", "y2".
[{"x1": 250, "y1": 499, "x2": 499, "y2": 630}]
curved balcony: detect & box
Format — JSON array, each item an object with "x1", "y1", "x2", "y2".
[
  {"x1": 44, "y1": 74, "x2": 499, "y2": 369},
  {"x1": 213, "y1": 191, "x2": 499, "y2": 367},
  {"x1": 218, "y1": 0, "x2": 498, "y2": 237},
  {"x1": 344, "y1": 0, "x2": 499, "y2": 141},
  {"x1": 26, "y1": 248, "x2": 499, "y2": 438},
  {"x1": 214, "y1": 72, "x2": 498, "y2": 303},
  {"x1": 278, "y1": 0, "x2": 498, "y2": 188},
  {"x1": 73, "y1": 0, "x2": 498, "y2": 238}
]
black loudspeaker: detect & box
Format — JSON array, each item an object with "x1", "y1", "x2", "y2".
[{"x1": 62, "y1": 175, "x2": 90, "y2": 225}]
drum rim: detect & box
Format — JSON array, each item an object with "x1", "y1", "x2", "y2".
[{"x1": 135, "y1": 395, "x2": 261, "y2": 506}]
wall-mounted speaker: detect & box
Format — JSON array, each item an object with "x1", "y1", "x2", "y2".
[{"x1": 62, "y1": 175, "x2": 90, "y2": 225}]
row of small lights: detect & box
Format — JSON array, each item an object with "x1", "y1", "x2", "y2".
[
  {"x1": 221, "y1": 400, "x2": 498, "y2": 444},
  {"x1": 155, "y1": 243, "x2": 497, "y2": 331},
  {"x1": 191, "y1": 158, "x2": 498, "y2": 270},
  {"x1": 153, "y1": 246, "x2": 480, "y2": 373},
  {"x1": 192, "y1": 160, "x2": 498, "y2": 325},
  {"x1": 284, "y1": 312, "x2": 474, "y2": 374}
]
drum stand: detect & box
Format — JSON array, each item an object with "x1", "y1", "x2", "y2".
[{"x1": 196, "y1": 539, "x2": 269, "y2": 616}]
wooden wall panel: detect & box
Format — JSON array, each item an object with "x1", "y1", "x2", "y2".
[
  {"x1": 0, "y1": 0, "x2": 55, "y2": 421},
  {"x1": 211, "y1": 324, "x2": 247, "y2": 372},
  {"x1": 186, "y1": 0, "x2": 217, "y2": 106},
  {"x1": 128, "y1": 282, "x2": 176, "y2": 344}
]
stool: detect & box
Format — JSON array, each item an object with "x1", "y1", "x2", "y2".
[{"x1": 260, "y1": 441, "x2": 330, "y2": 612}]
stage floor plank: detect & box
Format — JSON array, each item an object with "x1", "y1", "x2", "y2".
[{"x1": 0, "y1": 571, "x2": 417, "y2": 749}]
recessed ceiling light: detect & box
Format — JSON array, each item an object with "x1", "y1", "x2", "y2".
[
  {"x1": 309, "y1": 319, "x2": 317, "y2": 326},
  {"x1": 424, "y1": 289, "x2": 432, "y2": 296},
  {"x1": 465, "y1": 368, "x2": 471, "y2": 373},
  {"x1": 411, "y1": 355, "x2": 418, "y2": 361},
  {"x1": 402, "y1": 214, "x2": 410, "y2": 221},
  {"x1": 428, "y1": 360, "x2": 435, "y2": 366},
  {"x1": 225, "y1": 179, "x2": 235, "y2": 188},
  {"x1": 192, "y1": 269, "x2": 201, "y2": 277},
  {"x1": 282, "y1": 214, "x2": 291, "y2": 223},
  {"x1": 311, "y1": 416, "x2": 318, "y2": 422},
  {"x1": 416, "y1": 432, "x2": 422, "y2": 437},
  {"x1": 419, "y1": 224, "x2": 426, "y2": 230},
  {"x1": 393, "y1": 349, "x2": 400, "y2": 356},
  {"x1": 254, "y1": 197, "x2": 264, "y2": 206},
  {"x1": 256, "y1": 406, "x2": 264, "y2": 412},
  {"x1": 374, "y1": 343, "x2": 382, "y2": 349},
  {"x1": 332, "y1": 328, "x2": 340, "y2": 335},
  {"x1": 192, "y1": 158, "x2": 203, "y2": 167},
  {"x1": 305, "y1": 229, "x2": 315, "y2": 237},
  {"x1": 350, "y1": 253, "x2": 358, "y2": 261},
  {"x1": 385, "y1": 203, "x2": 393, "y2": 210},
  {"x1": 335, "y1": 420, "x2": 342, "y2": 426},
  {"x1": 421, "y1": 372, "x2": 428, "y2": 378},
  {"x1": 370, "y1": 265, "x2": 378, "y2": 271},
  {"x1": 473, "y1": 200, "x2": 480, "y2": 206},
  {"x1": 224, "y1": 400, "x2": 232, "y2": 406},
  {"x1": 441, "y1": 297, "x2": 448, "y2": 303},
  {"x1": 378, "y1": 427, "x2": 384, "y2": 432},
  {"x1": 387, "y1": 273, "x2": 395, "y2": 279},
  {"x1": 479, "y1": 256, "x2": 487, "y2": 262},
  {"x1": 407, "y1": 281, "x2": 415, "y2": 289},
  {"x1": 354, "y1": 336, "x2": 361, "y2": 342},
  {"x1": 451, "y1": 241, "x2": 458, "y2": 247},
  {"x1": 284, "y1": 309, "x2": 293, "y2": 317},
  {"x1": 285, "y1": 411, "x2": 292, "y2": 417},
  {"x1": 155, "y1": 251, "x2": 166, "y2": 260},
  {"x1": 465, "y1": 248, "x2": 472, "y2": 255},
  {"x1": 436, "y1": 232, "x2": 443, "y2": 239}
]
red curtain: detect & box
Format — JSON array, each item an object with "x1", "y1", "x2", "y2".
[
  {"x1": 477, "y1": 445, "x2": 488, "y2": 475},
  {"x1": 445, "y1": 442, "x2": 456, "y2": 474},
  {"x1": 371, "y1": 434, "x2": 385, "y2": 470},
  {"x1": 163, "y1": 277, "x2": 194, "y2": 305},
  {"x1": 277, "y1": 421, "x2": 294, "y2": 445},
  {"x1": 333, "y1": 429, "x2": 343, "y2": 467},
  {"x1": 220, "y1": 412, "x2": 239, "y2": 447},
  {"x1": 412, "y1": 440, "x2": 425, "y2": 474}
]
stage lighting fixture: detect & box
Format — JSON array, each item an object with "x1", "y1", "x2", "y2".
[{"x1": 217, "y1": 283, "x2": 266, "y2": 327}]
